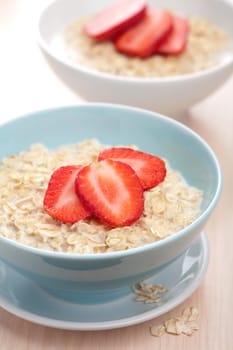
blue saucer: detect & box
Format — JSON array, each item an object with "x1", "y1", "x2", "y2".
[{"x1": 0, "y1": 233, "x2": 208, "y2": 330}]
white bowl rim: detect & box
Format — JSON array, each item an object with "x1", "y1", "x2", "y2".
[
  {"x1": 36, "y1": 0, "x2": 233, "y2": 84},
  {"x1": 0, "y1": 103, "x2": 223, "y2": 260}
]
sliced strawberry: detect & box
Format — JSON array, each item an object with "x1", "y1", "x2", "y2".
[
  {"x1": 156, "y1": 16, "x2": 189, "y2": 55},
  {"x1": 43, "y1": 165, "x2": 91, "y2": 224},
  {"x1": 98, "y1": 147, "x2": 166, "y2": 190},
  {"x1": 114, "y1": 8, "x2": 173, "y2": 58},
  {"x1": 75, "y1": 159, "x2": 144, "y2": 227},
  {"x1": 83, "y1": 0, "x2": 147, "y2": 40}
]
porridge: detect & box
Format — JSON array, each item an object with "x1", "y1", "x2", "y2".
[
  {"x1": 0, "y1": 139, "x2": 202, "y2": 254},
  {"x1": 64, "y1": 16, "x2": 229, "y2": 77}
]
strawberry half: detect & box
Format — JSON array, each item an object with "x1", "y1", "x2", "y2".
[
  {"x1": 156, "y1": 16, "x2": 189, "y2": 55},
  {"x1": 43, "y1": 165, "x2": 91, "y2": 223},
  {"x1": 75, "y1": 159, "x2": 144, "y2": 227},
  {"x1": 98, "y1": 147, "x2": 166, "y2": 190},
  {"x1": 83, "y1": 0, "x2": 147, "y2": 40},
  {"x1": 114, "y1": 8, "x2": 173, "y2": 58}
]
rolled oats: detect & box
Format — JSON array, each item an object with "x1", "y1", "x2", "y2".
[
  {"x1": 150, "y1": 307, "x2": 199, "y2": 337},
  {"x1": 132, "y1": 281, "x2": 168, "y2": 303},
  {"x1": 0, "y1": 140, "x2": 202, "y2": 253},
  {"x1": 64, "y1": 16, "x2": 229, "y2": 77}
]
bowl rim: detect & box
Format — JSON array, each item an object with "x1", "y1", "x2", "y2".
[
  {"x1": 0, "y1": 103, "x2": 223, "y2": 260},
  {"x1": 37, "y1": 0, "x2": 233, "y2": 84}
]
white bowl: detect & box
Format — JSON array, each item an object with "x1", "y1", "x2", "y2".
[{"x1": 37, "y1": 0, "x2": 233, "y2": 117}]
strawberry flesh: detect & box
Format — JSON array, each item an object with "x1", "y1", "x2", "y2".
[
  {"x1": 75, "y1": 159, "x2": 144, "y2": 227},
  {"x1": 83, "y1": 0, "x2": 147, "y2": 40},
  {"x1": 43, "y1": 165, "x2": 91, "y2": 223},
  {"x1": 114, "y1": 8, "x2": 173, "y2": 58},
  {"x1": 156, "y1": 16, "x2": 189, "y2": 55},
  {"x1": 98, "y1": 147, "x2": 166, "y2": 190}
]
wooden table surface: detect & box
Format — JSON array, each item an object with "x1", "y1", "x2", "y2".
[{"x1": 0, "y1": 1, "x2": 232, "y2": 349}]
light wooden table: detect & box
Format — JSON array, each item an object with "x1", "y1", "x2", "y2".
[{"x1": 0, "y1": 1, "x2": 232, "y2": 349}]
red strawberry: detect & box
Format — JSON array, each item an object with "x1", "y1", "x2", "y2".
[
  {"x1": 156, "y1": 16, "x2": 189, "y2": 55},
  {"x1": 98, "y1": 147, "x2": 166, "y2": 190},
  {"x1": 75, "y1": 159, "x2": 144, "y2": 227},
  {"x1": 83, "y1": 0, "x2": 147, "y2": 40},
  {"x1": 43, "y1": 165, "x2": 91, "y2": 223},
  {"x1": 114, "y1": 8, "x2": 173, "y2": 58}
]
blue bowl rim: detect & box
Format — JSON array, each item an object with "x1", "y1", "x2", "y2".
[{"x1": 0, "y1": 103, "x2": 222, "y2": 260}]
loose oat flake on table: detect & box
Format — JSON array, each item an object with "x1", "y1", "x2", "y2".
[{"x1": 150, "y1": 307, "x2": 199, "y2": 337}]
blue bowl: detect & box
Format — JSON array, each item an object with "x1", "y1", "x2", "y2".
[{"x1": 0, "y1": 104, "x2": 222, "y2": 303}]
